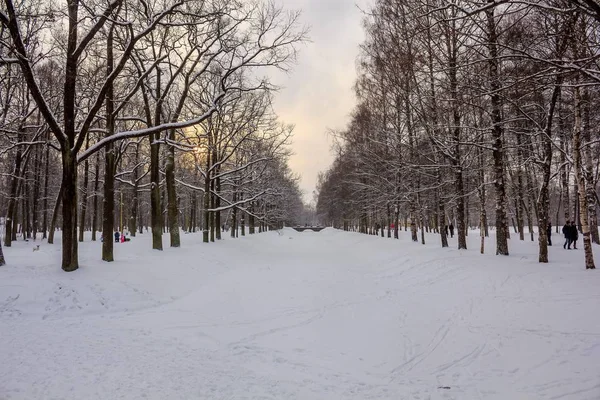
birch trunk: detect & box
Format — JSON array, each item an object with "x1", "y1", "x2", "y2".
[{"x1": 573, "y1": 85, "x2": 595, "y2": 269}]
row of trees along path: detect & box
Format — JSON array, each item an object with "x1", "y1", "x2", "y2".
[
  {"x1": 0, "y1": 0, "x2": 307, "y2": 270},
  {"x1": 316, "y1": 0, "x2": 600, "y2": 270}
]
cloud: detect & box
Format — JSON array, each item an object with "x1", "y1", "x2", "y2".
[{"x1": 270, "y1": 0, "x2": 368, "y2": 202}]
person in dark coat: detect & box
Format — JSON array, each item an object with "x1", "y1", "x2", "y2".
[
  {"x1": 546, "y1": 222, "x2": 552, "y2": 246},
  {"x1": 114, "y1": 231, "x2": 120, "y2": 243},
  {"x1": 562, "y1": 221, "x2": 571, "y2": 249},
  {"x1": 570, "y1": 222, "x2": 579, "y2": 249},
  {"x1": 449, "y1": 223, "x2": 454, "y2": 238}
]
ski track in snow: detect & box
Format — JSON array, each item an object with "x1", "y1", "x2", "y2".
[{"x1": 1, "y1": 228, "x2": 600, "y2": 399}]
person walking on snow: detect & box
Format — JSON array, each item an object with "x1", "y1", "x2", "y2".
[
  {"x1": 449, "y1": 223, "x2": 454, "y2": 238},
  {"x1": 562, "y1": 221, "x2": 571, "y2": 249},
  {"x1": 547, "y1": 222, "x2": 552, "y2": 246},
  {"x1": 569, "y1": 221, "x2": 579, "y2": 250}
]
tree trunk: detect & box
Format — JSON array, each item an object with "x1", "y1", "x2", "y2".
[
  {"x1": 573, "y1": 85, "x2": 595, "y2": 269},
  {"x1": 448, "y1": 28, "x2": 467, "y2": 250},
  {"x1": 515, "y1": 132, "x2": 526, "y2": 241},
  {"x1": 437, "y1": 168, "x2": 448, "y2": 248},
  {"x1": 477, "y1": 146, "x2": 489, "y2": 239},
  {"x1": 24, "y1": 170, "x2": 30, "y2": 239},
  {"x1": 410, "y1": 202, "x2": 418, "y2": 242},
  {"x1": 249, "y1": 201, "x2": 255, "y2": 234},
  {"x1": 129, "y1": 144, "x2": 139, "y2": 237},
  {"x1": 0, "y1": 240, "x2": 5, "y2": 266},
  {"x1": 150, "y1": 66, "x2": 163, "y2": 250},
  {"x1": 191, "y1": 192, "x2": 197, "y2": 233},
  {"x1": 102, "y1": 142, "x2": 115, "y2": 261},
  {"x1": 61, "y1": 151, "x2": 78, "y2": 272},
  {"x1": 394, "y1": 202, "x2": 399, "y2": 239},
  {"x1": 231, "y1": 191, "x2": 237, "y2": 238},
  {"x1": 420, "y1": 208, "x2": 425, "y2": 245},
  {"x1": 582, "y1": 89, "x2": 599, "y2": 244},
  {"x1": 240, "y1": 191, "x2": 245, "y2": 236},
  {"x1": 47, "y1": 185, "x2": 63, "y2": 245},
  {"x1": 91, "y1": 151, "x2": 100, "y2": 241},
  {"x1": 102, "y1": 29, "x2": 116, "y2": 261},
  {"x1": 480, "y1": 208, "x2": 486, "y2": 254},
  {"x1": 42, "y1": 142, "x2": 50, "y2": 239},
  {"x1": 215, "y1": 174, "x2": 221, "y2": 240},
  {"x1": 32, "y1": 142, "x2": 42, "y2": 241},
  {"x1": 210, "y1": 177, "x2": 216, "y2": 242},
  {"x1": 560, "y1": 120, "x2": 570, "y2": 223},
  {"x1": 486, "y1": 2, "x2": 509, "y2": 256},
  {"x1": 4, "y1": 142, "x2": 22, "y2": 247},
  {"x1": 78, "y1": 138, "x2": 90, "y2": 242},
  {"x1": 166, "y1": 129, "x2": 180, "y2": 247},
  {"x1": 439, "y1": 200, "x2": 448, "y2": 248},
  {"x1": 525, "y1": 180, "x2": 535, "y2": 242},
  {"x1": 203, "y1": 151, "x2": 211, "y2": 243},
  {"x1": 537, "y1": 80, "x2": 561, "y2": 262},
  {"x1": 387, "y1": 203, "x2": 391, "y2": 238},
  {"x1": 150, "y1": 136, "x2": 162, "y2": 249}
]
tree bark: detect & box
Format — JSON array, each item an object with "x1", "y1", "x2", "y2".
[
  {"x1": 447, "y1": 23, "x2": 467, "y2": 250},
  {"x1": 210, "y1": 176, "x2": 216, "y2": 242},
  {"x1": 102, "y1": 28, "x2": 116, "y2": 262},
  {"x1": 129, "y1": 145, "x2": 139, "y2": 237},
  {"x1": 231, "y1": 190, "x2": 237, "y2": 238},
  {"x1": 42, "y1": 142, "x2": 50, "y2": 239},
  {"x1": 32, "y1": 140, "x2": 42, "y2": 241},
  {"x1": 393, "y1": 201, "x2": 399, "y2": 239},
  {"x1": 249, "y1": 201, "x2": 255, "y2": 234},
  {"x1": 61, "y1": 151, "x2": 78, "y2": 271},
  {"x1": 240, "y1": 191, "x2": 245, "y2": 236},
  {"x1": 4, "y1": 132, "x2": 23, "y2": 247},
  {"x1": 191, "y1": 192, "x2": 197, "y2": 233},
  {"x1": 91, "y1": 151, "x2": 100, "y2": 241},
  {"x1": 203, "y1": 150, "x2": 211, "y2": 243},
  {"x1": 215, "y1": 176, "x2": 222, "y2": 240},
  {"x1": 486, "y1": 2, "x2": 509, "y2": 256},
  {"x1": 573, "y1": 85, "x2": 595, "y2": 269},
  {"x1": 537, "y1": 81, "x2": 561, "y2": 263},
  {"x1": 166, "y1": 129, "x2": 180, "y2": 247},
  {"x1": 78, "y1": 136, "x2": 90, "y2": 242},
  {"x1": 560, "y1": 116, "x2": 570, "y2": 225},
  {"x1": 47, "y1": 185, "x2": 63, "y2": 245},
  {"x1": 150, "y1": 69, "x2": 163, "y2": 251},
  {"x1": 0, "y1": 240, "x2": 5, "y2": 266},
  {"x1": 582, "y1": 88, "x2": 599, "y2": 244},
  {"x1": 514, "y1": 130, "x2": 526, "y2": 241}
]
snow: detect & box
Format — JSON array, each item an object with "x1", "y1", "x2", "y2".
[{"x1": 1, "y1": 228, "x2": 600, "y2": 400}]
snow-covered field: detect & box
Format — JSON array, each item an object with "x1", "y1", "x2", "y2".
[{"x1": 1, "y1": 228, "x2": 599, "y2": 400}]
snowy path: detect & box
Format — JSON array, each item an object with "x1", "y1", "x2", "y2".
[{"x1": 1, "y1": 228, "x2": 600, "y2": 399}]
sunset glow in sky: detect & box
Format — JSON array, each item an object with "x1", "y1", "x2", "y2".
[{"x1": 271, "y1": 0, "x2": 368, "y2": 203}]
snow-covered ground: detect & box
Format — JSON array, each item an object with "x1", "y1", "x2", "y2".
[{"x1": 1, "y1": 228, "x2": 599, "y2": 400}]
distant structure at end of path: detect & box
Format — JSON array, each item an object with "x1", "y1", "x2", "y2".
[{"x1": 292, "y1": 226, "x2": 325, "y2": 232}]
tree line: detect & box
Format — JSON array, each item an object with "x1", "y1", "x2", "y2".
[
  {"x1": 0, "y1": 0, "x2": 307, "y2": 270},
  {"x1": 316, "y1": 0, "x2": 600, "y2": 270}
]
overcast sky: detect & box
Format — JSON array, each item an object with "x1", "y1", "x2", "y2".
[{"x1": 270, "y1": 0, "x2": 368, "y2": 204}]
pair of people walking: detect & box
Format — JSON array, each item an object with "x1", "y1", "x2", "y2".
[{"x1": 562, "y1": 221, "x2": 579, "y2": 250}]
